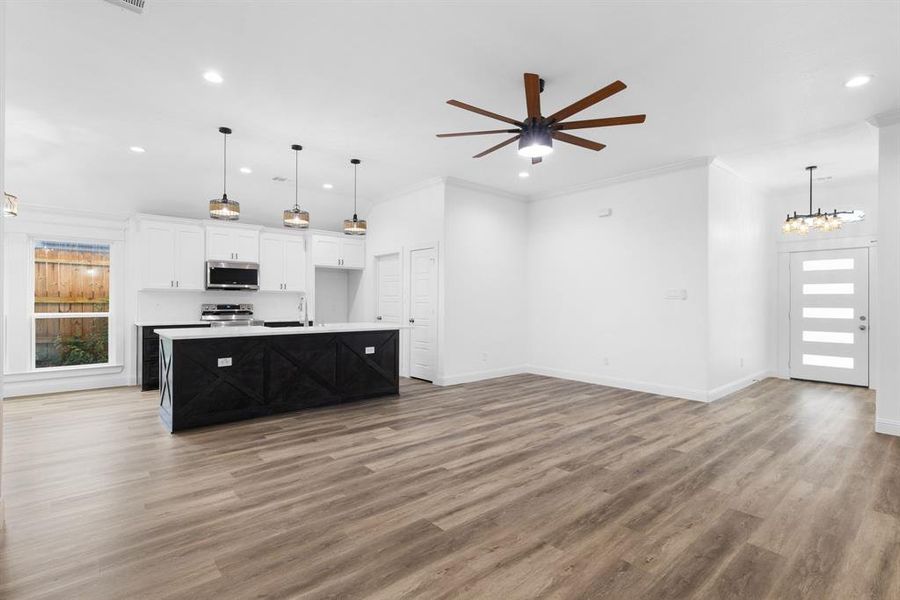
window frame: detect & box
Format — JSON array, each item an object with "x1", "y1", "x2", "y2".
[{"x1": 29, "y1": 237, "x2": 114, "y2": 371}]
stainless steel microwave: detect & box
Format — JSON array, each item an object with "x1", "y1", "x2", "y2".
[{"x1": 206, "y1": 260, "x2": 259, "y2": 290}]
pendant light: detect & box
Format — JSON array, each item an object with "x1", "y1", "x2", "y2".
[
  {"x1": 4, "y1": 193, "x2": 18, "y2": 217},
  {"x1": 283, "y1": 144, "x2": 310, "y2": 228},
  {"x1": 782, "y1": 166, "x2": 864, "y2": 235},
  {"x1": 208, "y1": 126, "x2": 240, "y2": 220},
  {"x1": 343, "y1": 158, "x2": 367, "y2": 235}
]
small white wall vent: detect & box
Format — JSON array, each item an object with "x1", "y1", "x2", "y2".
[{"x1": 103, "y1": 0, "x2": 146, "y2": 14}]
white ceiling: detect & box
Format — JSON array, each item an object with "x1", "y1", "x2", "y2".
[{"x1": 4, "y1": 1, "x2": 899, "y2": 228}]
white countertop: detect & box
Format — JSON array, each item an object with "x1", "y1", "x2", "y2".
[
  {"x1": 136, "y1": 320, "x2": 209, "y2": 327},
  {"x1": 155, "y1": 322, "x2": 404, "y2": 340}
]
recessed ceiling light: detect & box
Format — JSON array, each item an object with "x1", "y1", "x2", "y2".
[
  {"x1": 518, "y1": 171, "x2": 530, "y2": 178},
  {"x1": 845, "y1": 74, "x2": 872, "y2": 88},
  {"x1": 203, "y1": 70, "x2": 224, "y2": 84},
  {"x1": 239, "y1": 167, "x2": 252, "y2": 174},
  {"x1": 322, "y1": 183, "x2": 334, "y2": 189},
  {"x1": 129, "y1": 146, "x2": 145, "y2": 153}
]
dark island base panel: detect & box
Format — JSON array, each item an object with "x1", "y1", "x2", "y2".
[
  {"x1": 141, "y1": 324, "x2": 211, "y2": 391},
  {"x1": 159, "y1": 330, "x2": 400, "y2": 432}
]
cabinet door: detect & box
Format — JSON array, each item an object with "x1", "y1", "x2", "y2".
[
  {"x1": 312, "y1": 235, "x2": 340, "y2": 267},
  {"x1": 234, "y1": 231, "x2": 260, "y2": 262},
  {"x1": 173, "y1": 226, "x2": 205, "y2": 290},
  {"x1": 140, "y1": 222, "x2": 175, "y2": 289},
  {"x1": 283, "y1": 238, "x2": 307, "y2": 292},
  {"x1": 206, "y1": 227, "x2": 234, "y2": 261},
  {"x1": 259, "y1": 236, "x2": 285, "y2": 292},
  {"x1": 341, "y1": 238, "x2": 366, "y2": 269}
]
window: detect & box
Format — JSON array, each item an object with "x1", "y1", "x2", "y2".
[{"x1": 34, "y1": 241, "x2": 110, "y2": 368}]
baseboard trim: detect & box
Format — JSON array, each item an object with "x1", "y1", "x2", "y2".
[
  {"x1": 707, "y1": 370, "x2": 774, "y2": 402},
  {"x1": 875, "y1": 417, "x2": 900, "y2": 437},
  {"x1": 435, "y1": 366, "x2": 527, "y2": 387},
  {"x1": 525, "y1": 365, "x2": 709, "y2": 402},
  {"x1": 3, "y1": 373, "x2": 130, "y2": 398},
  {"x1": 0, "y1": 498, "x2": 5, "y2": 531}
]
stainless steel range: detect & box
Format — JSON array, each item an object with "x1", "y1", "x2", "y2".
[{"x1": 200, "y1": 303, "x2": 263, "y2": 327}]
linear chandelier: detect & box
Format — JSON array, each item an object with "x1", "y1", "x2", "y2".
[{"x1": 782, "y1": 166, "x2": 864, "y2": 234}]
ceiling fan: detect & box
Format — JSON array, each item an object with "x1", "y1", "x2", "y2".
[{"x1": 437, "y1": 73, "x2": 646, "y2": 164}]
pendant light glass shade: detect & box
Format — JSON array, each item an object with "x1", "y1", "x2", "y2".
[
  {"x1": 283, "y1": 144, "x2": 310, "y2": 228},
  {"x1": 781, "y1": 166, "x2": 864, "y2": 235},
  {"x1": 209, "y1": 126, "x2": 240, "y2": 220},
  {"x1": 343, "y1": 158, "x2": 367, "y2": 236},
  {"x1": 4, "y1": 193, "x2": 18, "y2": 217}
]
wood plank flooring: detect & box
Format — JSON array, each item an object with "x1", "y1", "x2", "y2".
[{"x1": 0, "y1": 375, "x2": 898, "y2": 599}]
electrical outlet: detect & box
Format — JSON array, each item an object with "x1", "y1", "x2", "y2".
[
  {"x1": 217, "y1": 357, "x2": 232, "y2": 367},
  {"x1": 603, "y1": 357, "x2": 610, "y2": 366},
  {"x1": 740, "y1": 357, "x2": 745, "y2": 368},
  {"x1": 365, "y1": 346, "x2": 375, "y2": 355},
  {"x1": 480, "y1": 352, "x2": 488, "y2": 363}
]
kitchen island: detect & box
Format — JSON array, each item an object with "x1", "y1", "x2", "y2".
[{"x1": 155, "y1": 323, "x2": 400, "y2": 432}]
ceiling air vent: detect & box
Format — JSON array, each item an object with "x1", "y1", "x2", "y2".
[
  {"x1": 272, "y1": 176, "x2": 288, "y2": 182},
  {"x1": 103, "y1": 0, "x2": 146, "y2": 14}
]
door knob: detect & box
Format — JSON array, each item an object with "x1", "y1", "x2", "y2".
[
  {"x1": 860, "y1": 315, "x2": 867, "y2": 321},
  {"x1": 409, "y1": 318, "x2": 415, "y2": 324},
  {"x1": 859, "y1": 324, "x2": 867, "y2": 331},
  {"x1": 376, "y1": 316, "x2": 382, "y2": 320}
]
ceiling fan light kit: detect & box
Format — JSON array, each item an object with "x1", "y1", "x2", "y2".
[
  {"x1": 781, "y1": 165, "x2": 864, "y2": 235},
  {"x1": 438, "y1": 72, "x2": 646, "y2": 164}
]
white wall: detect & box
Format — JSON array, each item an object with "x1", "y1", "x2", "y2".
[
  {"x1": 349, "y1": 179, "x2": 446, "y2": 377},
  {"x1": 874, "y1": 115, "x2": 900, "y2": 436},
  {"x1": 1, "y1": 0, "x2": 7, "y2": 527},
  {"x1": 526, "y1": 163, "x2": 712, "y2": 400},
  {"x1": 441, "y1": 181, "x2": 528, "y2": 384},
  {"x1": 707, "y1": 161, "x2": 774, "y2": 398},
  {"x1": 313, "y1": 269, "x2": 349, "y2": 323}
]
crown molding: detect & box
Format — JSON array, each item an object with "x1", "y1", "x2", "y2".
[
  {"x1": 867, "y1": 109, "x2": 900, "y2": 129},
  {"x1": 443, "y1": 176, "x2": 529, "y2": 202},
  {"x1": 528, "y1": 156, "x2": 714, "y2": 202}
]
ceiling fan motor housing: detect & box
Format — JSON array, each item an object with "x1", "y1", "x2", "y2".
[{"x1": 518, "y1": 119, "x2": 553, "y2": 154}]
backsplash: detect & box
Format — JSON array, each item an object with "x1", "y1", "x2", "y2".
[{"x1": 137, "y1": 290, "x2": 305, "y2": 323}]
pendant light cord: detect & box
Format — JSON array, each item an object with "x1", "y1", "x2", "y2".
[
  {"x1": 353, "y1": 162, "x2": 358, "y2": 217},
  {"x1": 294, "y1": 149, "x2": 299, "y2": 210},
  {"x1": 809, "y1": 166, "x2": 813, "y2": 214},
  {"x1": 223, "y1": 132, "x2": 227, "y2": 197}
]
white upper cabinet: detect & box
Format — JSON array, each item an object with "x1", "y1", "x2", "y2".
[
  {"x1": 311, "y1": 234, "x2": 365, "y2": 269},
  {"x1": 259, "y1": 233, "x2": 307, "y2": 292},
  {"x1": 138, "y1": 219, "x2": 205, "y2": 290},
  {"x1": 206, "y1": 225, "x2": 260, "y2": 262},
  {"x1": 341, "y1": 238, "x2": 365, "y2": 269}
]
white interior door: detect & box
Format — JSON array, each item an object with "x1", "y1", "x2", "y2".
[
  {"x1": 790, "y1": 248, "x2": 869, "y2": 386},
  {"x1": 409, "y1": 247, "x2": 437, "y2": 382},
  {"x1": 375, "y1": 253, "x2": 401, "y2": 323}
]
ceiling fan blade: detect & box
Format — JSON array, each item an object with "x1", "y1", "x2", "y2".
[
  {"x1": 436, "y1": 129, "x2": 521, "y2": 138},
  {"x1": 532, "y1": 157, "x2": 542, "y2": 165},
  {"x1": 524, "y1": 73, "x2": 541, "y2": 120},
  {"x1": 447, "y1": 100, "x2": 522, "y2": 126},
  {"x1": 553, "y1": 114, "x2": 646, "y2": 130},
  {"x1": 547, "y1": 80, "x2": 627, "y2": 124},
  {"x1": 552, "y1": 131, "x2": 606, "y2": 151},
  {"x1": 473, "y1": 135, "x2": 520, "y2": 158}
]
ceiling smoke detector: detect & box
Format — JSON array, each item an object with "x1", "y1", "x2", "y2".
[{"x1": 103, "y1": 0, "x2": 146, "y2": 14}]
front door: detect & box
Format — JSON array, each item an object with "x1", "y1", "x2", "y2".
[
  {"x1": 409, "y1": 247, "x2": 437, "y2": 382},
  {"x1": 789, "y1": 247, "x2": 869, "y2": 386}
]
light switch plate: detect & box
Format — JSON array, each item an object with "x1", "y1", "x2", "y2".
[
  {"x1": 365, "y1": 346, "x2": 375, "y2": 355},
  {"x1": 217, "y1": 357, "x2": 232, "y2": 367}
]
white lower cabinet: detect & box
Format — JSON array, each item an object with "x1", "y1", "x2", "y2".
[
  {"x1": 311, "y1": 234, "x2": 365, "y2": 269},
  {"x1": 138, "y1": 220, "x2": 205, "y2": 290},
  {"x1": 259, "y1": 233, "x2": 307, "y2": 292}
]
